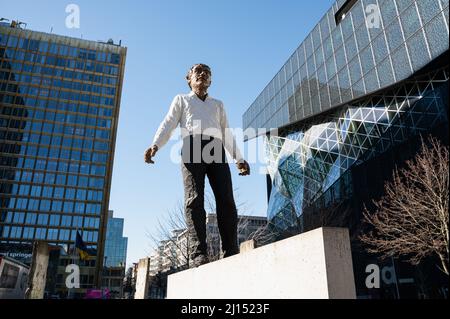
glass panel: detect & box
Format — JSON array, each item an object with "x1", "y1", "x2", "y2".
[
  {"x1": 391, "y1": 44, "x2": 411, "y2": 81},
  {"x1": 344, "y1": 34, "x2": 358, "y2": 61},
  {"x1": 348, "y1": 57, "x2": 362, "y2": 85},
  {"x1": 407, "y1": 31, "x2": 431, "y2": 72},
  {"x1": 338, "y1": 67, "x2": 352, "y2": 102},
  {"x1": 315, "y1": 48, "x2": 325, "y2": 73},
  {"x1": 396, "y1": 0, "x2": 415, "y2": 13},
  {"x1": 385, "y1": 18, "x2": 404, "y2": 52},
  {"x1": 305, "y1": 35, "x2": 314, "y2": 58},
  {"x1": 351, "y1": 0, "x2": 366, "y2": 28},
  {"x1": 372, "y1": 32, "x2": 389, "y2": 63},
  {"x1": 355, "y1": 24, "x2": 370, "y2": 50},
  {"x1": 335, "y1": 45, "x2": 347, "y2": 72},
  {"x1": 400, "y1": 4, "x2": 421, "y2": 39},
  {"x1": 424, "y1": 14, "x2": 449, "y2": 59},
  {"x1": 323, "y1": 36, "x2": 334, "y2": 60},
  {"x1": 320, "y1": 14, "x2": 330, "y2": 40},
  {"x1": 364, "y1": 68, "x2": 379, "y2": 93},
  {"x1": 360, "y1": 45, "x2": 375, "y2": 75},
  {"x1": 340, "y1": 11, "x2": 354, "y2": 40},
  {"x1": 326, "y1": 56, "x2": 337, "y2": 80},
  {"x1": 312, "y1": 25, "x2": 322, "y2": 50},
  {"x1": 380, "y1": 0, "x2": 398, "y2": 26},
  {"x1": 416, "y1": 0, "x2": 441, "y2": 25},
  {"x1": 332, "y1": 25, "x2": 344, "y2": 50}
]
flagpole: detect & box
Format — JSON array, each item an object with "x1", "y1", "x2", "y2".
[{"x1": 69, "y1": 227, "x2": 79, "y2": 299}]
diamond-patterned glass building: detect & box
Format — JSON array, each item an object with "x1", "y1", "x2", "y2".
[{"x1": 243, "y1": 0, "x2": 449, "y2": 298}]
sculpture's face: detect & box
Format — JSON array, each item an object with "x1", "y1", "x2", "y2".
[{"x1": 188, "y1": 64, "x2": 212, "y2": 91}]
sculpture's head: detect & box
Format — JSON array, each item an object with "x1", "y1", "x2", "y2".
[{"x1": 186, "y1": 63, "x2": 212, "y2": 92}]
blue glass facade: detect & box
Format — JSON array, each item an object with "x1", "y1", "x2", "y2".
[
  {"x1": 243, "y1": 0, "x2": 449, "y2": 298},
  {"x1": 0, "y1": 24, "x2": 127, "y2": 291},
  {"x1": 104, "y1": 211, "x2": 127, "y2": 268},
  {"x1": 243, "y1": 0, "x2": 449, "y2": 138}
]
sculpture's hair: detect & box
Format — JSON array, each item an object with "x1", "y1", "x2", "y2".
[{"x1": 186, "y1": 63, "x2": 211, "y2": 88}]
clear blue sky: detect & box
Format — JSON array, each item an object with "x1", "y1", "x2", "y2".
[{"x1": 2, "y1": 0, "x2": 335, "y2": 267}]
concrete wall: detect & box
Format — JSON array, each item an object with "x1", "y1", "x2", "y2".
[
  {"x1": 27, "y1": 241, "x2": 49, "y2": 299},
  {"x1": 134, "y1": 258, "x2": 150, "y2": 299},
  {"x1": 167, "y1": 227, "x2": 356, "y2": 299}
]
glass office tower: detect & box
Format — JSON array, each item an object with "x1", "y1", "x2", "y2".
[
  {"x1": 243, "y1": 0, "x2": 449, "y2": 298},
  {"x1": 0, "y1": 22, "x2": 126, "y2": 295},
  {"x1": 102, "y1": 210, "x2": 127, "y2": 299},
  {"x1": 104, "y1": 210, "x2": 127, "y2": 268}
]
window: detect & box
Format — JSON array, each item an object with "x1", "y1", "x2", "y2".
[
  {"x1": 67, "y1": 175, "x2": 77, "y2": 186},
  {"x1": 24, "y1": 158, "x2": 35, "y2": 169},
  {"x1": 49, "y1": 215, "x2": 60, "y2": 226},
  {"x1": 56, "y1": 174, "x2": 66, "y2": 185},
  {"x1": 10, "y1": 226, "x2": 22, "y2": 238},
  {"x1": 37, "y1": 214, "x2": 48, "y2": 225},
  {"x1": 61, "y1": 215, "x2": 72, "y2": 227},
  {"x1": 72, "y1": 216, "x2": 83, "y2": 227},
  {"x1": 19, "y1": 185, "x2": 30, "y2": 196},
  {"x1": 75, "y1": 202, "x2": 85, "y2": 214},
  {"x1": 58, "y1": 162, "x2": 68, "y2": 173},
  {"x1": 54, "y1": 187, "x2": 64, "y2": 198},
  {"x1": 76, "y1": 189, "x2": 87, "y2": 200},
  {"x1": 33, "y1": 172, "x2": 44, "y2": 184},
  {"x1": 25, "y1": 213, "x2": 37, "y2": 224},
  {"x1": 44, "y1": 173, "x2": 55, "y2": 184},
  {"x1": 335, "y1": 0, "x2": 358, "y2": 25},
  {"x1": 28, "y1": 199, "x2": 39, "y2": 211},
  {"x1": 35, "y1": 228, "x2": 46, "y2": 239},
  {"x1": 51, "y1": 201, "x2": 62, "y2": 212},
  {"x1": 78, "y1": 176, "x2": 88, "y2": 187},
  {"x1": 23, "y1": 227, "x2": 34, "y2": 239},
  {"x1": 47, "y1": 161, "x2": 58, "y2": 171},
  {"x1": 47, "y1": 228, "x2": 58, "y2": 240},
  {"x1": 35, "y1": 160, "x2": 46, "y2": 170},
  {"x1": 63, "y1": 201, "x2": 74, "y2": 213},
  {"x1": 0, "y1": 264, "x2": 19, "y2": 289},
  {"x1": 13, "y1": 212, "x2": 25, "y2": 224},
  {"x1": 40, "y1": 200, "x2": 51, "y2": 211},
  {"x1": 66, "y1": 188, "x2": 76, "y2": 200},
  {"x1": 59, "y1": 229, "x2": 70, "y2": 241}
]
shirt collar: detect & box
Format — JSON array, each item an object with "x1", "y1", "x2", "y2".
[{"x1": 189, "y1": 91, "x2": 209, "y2": 100}]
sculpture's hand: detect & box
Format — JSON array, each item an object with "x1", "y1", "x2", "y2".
[
  {"x1": 237, "y1": 160, "x2": 250, "y2": 176},
  {"x1": 144, "y1": 145, "x2": 158, "y2": 164}
]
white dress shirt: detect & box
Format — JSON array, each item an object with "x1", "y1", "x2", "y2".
[{"x1": 152, "y1": 91, "x2": 244, "y2": 163}]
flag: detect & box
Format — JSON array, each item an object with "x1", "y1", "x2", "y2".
[{"x1": 75, "y1": 231, "x2": 90, "y2": 260}]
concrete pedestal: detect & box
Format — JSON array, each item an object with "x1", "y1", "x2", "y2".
[
  {"x1": 134, "y1": 257, "x2": 150, "y2": 299},
  {"x1": 167, "y1": 227, "x2": 356, "y2": 299}
]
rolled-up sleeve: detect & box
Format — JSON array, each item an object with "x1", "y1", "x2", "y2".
[
  {"x1": 220, "y1": 102, "x2": 244, "y2": 163},
  {"x1": 152, "y1": 95, "x2": 182, "y2": 149}
]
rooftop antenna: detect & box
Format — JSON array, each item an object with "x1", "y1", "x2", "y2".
[
  {"x1": 50, "y1": 26, "x2": 53, "y2": 33},
  {"x1": 10, "y1": 20, "x2": 27, "y2": 29},
  {"x1": 17, "y1": 21, "x2": 27, "y2": 29}
]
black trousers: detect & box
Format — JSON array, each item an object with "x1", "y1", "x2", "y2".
[{"x1": 181, "y1": 135, "x2": 239, "y2": 259}]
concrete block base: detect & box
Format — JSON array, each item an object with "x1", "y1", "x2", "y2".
[{"x1": 167, "y1": 227, "x2": 356, "y2": 299}]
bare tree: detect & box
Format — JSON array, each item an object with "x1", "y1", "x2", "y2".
[
  {"x1": 146, "y1": 200, "x2": 189, "y2": 271},
  {"x1": 359, "y1": 136, "x2": 449, "y2": 275},
  {"x1": 147, "y1": 188, "x2": 259, "y2": 270},
  {"x1": 249, "y1": 220, "x2": 278, "y2": 247}
]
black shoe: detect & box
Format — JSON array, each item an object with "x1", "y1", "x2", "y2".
[{"x1": 191, "y1": 254, "x2": 209, "y2": 267}]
